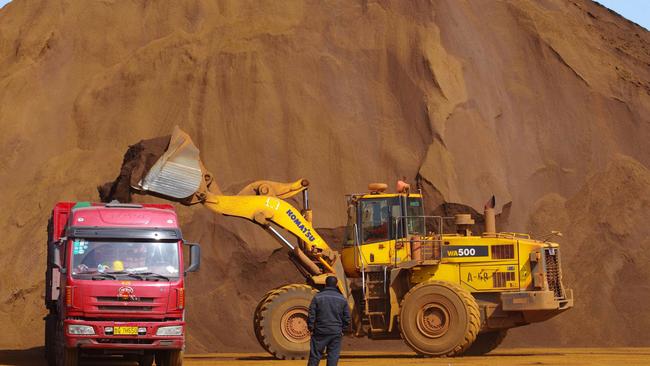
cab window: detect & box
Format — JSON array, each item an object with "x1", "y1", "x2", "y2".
[
  {"x1": 406, "y1": 198, "x2": 425, "y2": 235},
  {"x1": 344, "y1": 204, "x2": 357, "y2": 247},
  {"x1": 360, "y1": 198, "x2": 399, "y2": 243}
]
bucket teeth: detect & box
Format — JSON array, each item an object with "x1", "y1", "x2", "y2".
[{"x1": 139, "y1": 126, "x2": 203, "y2": 199}]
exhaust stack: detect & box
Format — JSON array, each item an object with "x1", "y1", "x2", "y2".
[{"x1": 484, "y1": 195, "x2": 496, "y2": 234}]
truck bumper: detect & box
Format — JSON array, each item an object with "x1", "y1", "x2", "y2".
[
  {"x1": 64, "y1": 319, "x2": 184, "y2": 350},
  {"x1": 501, "y1": 289, "x2": 574, "y2": 312}
]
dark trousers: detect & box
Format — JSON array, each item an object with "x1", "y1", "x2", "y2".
[{"x1": 307, "y1": 333, "x2": 342, "y2": 366}]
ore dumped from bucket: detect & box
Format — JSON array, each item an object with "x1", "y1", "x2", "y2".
[{"x1": 98, "y1": 135, "x2": 171, "y2": 203}]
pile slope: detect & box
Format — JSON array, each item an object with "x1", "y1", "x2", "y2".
[{"x1": 0, "y1": 0, "x2": 648, "y2": 351}]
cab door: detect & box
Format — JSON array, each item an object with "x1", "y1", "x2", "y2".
[{"x1": 357, "y1": 197, "x2": 398, "y2": 266}]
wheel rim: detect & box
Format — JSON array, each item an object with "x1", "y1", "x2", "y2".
[
  {"x1": 416, "y1": 303, "x2": 450, "y2": 338},
  {"x1": 280, "y1": 307, "x2": 310, "y2": 343}
]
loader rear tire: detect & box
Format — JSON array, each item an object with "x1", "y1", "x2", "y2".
[
  {"x1": 399, "y1": 280, "x2": 480, "y2": 357},
  {"x1": 254, "y1": 284, "x2": 317, "y2": 360},
  {"x1": 463, "y1": 330, "x2": 507, "y2": 356}
]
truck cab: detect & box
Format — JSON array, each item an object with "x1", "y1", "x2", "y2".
[{"x1": 44, "y1": 201, "x2": 200, "y2": 366}]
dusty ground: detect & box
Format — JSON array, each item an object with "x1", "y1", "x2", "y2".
[{"x1": 1, "y1": 348, "x2": 650, "y2": 366}]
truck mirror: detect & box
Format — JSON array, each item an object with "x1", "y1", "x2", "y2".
[
  {"x1": 52, "y1": 243, "x2": 66, "y2": 274},
  {"x1": 184, "y1": 243, "x2": 200, "y2": 274}
]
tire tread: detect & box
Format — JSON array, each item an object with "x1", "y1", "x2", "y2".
[
  {"x1": 398, "y1": 280, "x2": 480, "y2": 357},
  {"x1": 254, "y1": 284, "x2": 317, "y2": 360}
]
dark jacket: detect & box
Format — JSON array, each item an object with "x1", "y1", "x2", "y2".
[{"x1": 307, "y1": 287, "x2": 351, "y2": 336}]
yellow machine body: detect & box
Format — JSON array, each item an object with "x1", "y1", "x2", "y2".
[{"x1": 340, "y1": 192, "x2": 573, "y2": 336}]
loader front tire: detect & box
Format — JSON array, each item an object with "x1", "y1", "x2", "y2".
[
  {"x1": 253, "y1": 287, "x2": 285, "y2": 354},
  {"x1": 254, "y1": 284, "x2": 317, "y2": 360},
  {"x1": 399, "y1": 280, "x2": 480, "y2": 357},
  {"x1": 463, "y1": 330, "x2": 507, "y2": 356}
]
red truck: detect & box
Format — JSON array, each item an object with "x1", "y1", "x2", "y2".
[{"x1": 44, "y1": 201, "x2": 200, "y2": 366}]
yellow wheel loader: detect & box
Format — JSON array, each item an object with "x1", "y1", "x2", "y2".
[{"x1": 124, "y1": 127, "x2": 573, "y2": 359}]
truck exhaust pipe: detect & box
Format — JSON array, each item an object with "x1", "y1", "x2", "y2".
[{"x1": 484, "y1": 195, "x2": 496, "y2": 234}]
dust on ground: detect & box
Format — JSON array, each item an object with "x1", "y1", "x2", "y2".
[{"x1": 1, "y1": 348, "x2": 649, "y2": 366}]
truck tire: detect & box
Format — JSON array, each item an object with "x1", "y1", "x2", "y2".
[
  {"x1": 61, "y1": 348, "x2": 79, "y2": 366},
  {"x1": 44, "y1": 313, "x2": 57, "y2": 366},
  {"x1": 157, "y1": 350, "x2": 183, "y2": 366},
  {"x1": 138, "y1": 353, "x2": 154, "y2": 366},
  {"x1": 54, "y1": 321, "x2": 79, "y2": 366},
  {"x1": 463, "y1": 330, "x2": 507, "y2": 356},
  {"x1": 399, "y1": 280, "x2": 480, "y2": 357},
  {"x1": 254, "y1": 284, "x2": 317, "y2": 360}
]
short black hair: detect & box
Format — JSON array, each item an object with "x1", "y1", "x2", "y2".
[{"x1": 325, "y1": 276, "x2": 338, "y2": 288}]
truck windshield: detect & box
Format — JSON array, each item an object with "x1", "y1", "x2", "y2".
[{"x1": 71, "y1": 240, "x2": 180, "y2": 279}]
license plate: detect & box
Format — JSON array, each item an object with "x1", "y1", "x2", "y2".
[{"x1": 114, "y1": 326, "x2": 138, "y2": 335}]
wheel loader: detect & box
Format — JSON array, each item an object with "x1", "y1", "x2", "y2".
[{"x1": 120, "y1": 126, "x2": 573, "y2": 359}]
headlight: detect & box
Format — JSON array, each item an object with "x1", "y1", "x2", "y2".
[
  {"x1": 68, "y1": 325, "x2": 95, "y2": 335},
  {"x1": 156, "y1": 325, "x2": 183, "y2": 336}
]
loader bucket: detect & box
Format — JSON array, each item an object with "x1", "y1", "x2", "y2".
[{"x1": 138, "y1": 126, "x2": 203, "y2": 199}]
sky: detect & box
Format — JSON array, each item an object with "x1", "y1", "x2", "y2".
[
  {"x1": 0, "y1": 0, "x2": 648, "y2": 29},
  {"x1": 596, "y1": 0, "x2": 650, "y2": 30}
]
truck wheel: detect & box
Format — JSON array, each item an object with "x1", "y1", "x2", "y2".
[
  {"x1": 254, "y1": 284, "x2": 317, "y2": 360},
  {"x1": 44, "y1": 313, "x2": 57, "y2": 366},
  {"x1": 157, "y1": 350, "x2": 183, "y2": 366},
  {"x1": 138, "y1": 353, "x2": 154, "y2": 366},
  {"x1": 54, "y1": 322, "x2": 79, "y2": 366},
  {"x1": 399, "y1": 280, "x2": 480, "y2": 357},
  {"x1": 463, "y1": 330, "x2": 507, "y2": 356}
]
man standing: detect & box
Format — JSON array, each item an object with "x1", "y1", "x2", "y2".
[{"x1": 307, "y1": 276, "x2": 351, "y2": 366}]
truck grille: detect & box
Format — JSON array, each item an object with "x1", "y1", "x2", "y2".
[
  {"x1": 96, "y1": 297, "x2": 155, "y2": 303},
  {"x1": 91, "y1": 296, "x2": 162, "y2": 314},
  {"x1": 97, "y1": 305, "x2": 154, "y2": 312},
  {"x1": 544, "y1": 248, "x2": 564, "y2": 298}
]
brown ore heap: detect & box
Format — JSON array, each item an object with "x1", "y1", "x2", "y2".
[
  {"x1": 98, "y1": 135, "x2": 171, "y2": 203},
  {"x1": 0, "y1": 0, "x2": 648, "y2": 353}
]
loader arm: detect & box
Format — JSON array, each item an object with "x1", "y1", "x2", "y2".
[
  {"x1": 201, "y1": 191, "x2": 350, "y2": 300},
  {"x1": 131, "y1": 127, "x2": 349, "y2": 295},
  {"x1": 203, "y1": 192, "x2": 337, "y2": 270}
]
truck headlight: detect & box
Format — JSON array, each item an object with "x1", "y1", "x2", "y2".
[
  {"x1": 156, "y1": 325, "x2": 183, "y2": 336},
  {"x1": 68, "y1": 325, "x2": 95, "y2": 335}
]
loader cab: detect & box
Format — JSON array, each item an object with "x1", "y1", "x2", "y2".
[{"x1": 342, "y1": 192, "x2": 425, "y2": 275}]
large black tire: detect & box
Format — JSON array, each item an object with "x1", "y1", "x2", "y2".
[
  {"x1": 54, "y1": 321, "x2": 79, "y2": 366},
  {"x1": 44, "y1": 313, "x2": 57, "y2": 366},
  {"x1": 157, "y1": 350, "x2": 183, "y2": 366},
  {"x1": 399, "y1": 280, "x2": 480, "y2": 357},
  {"x1": 254, "y1": 284, "x2": 317, "y2": 360},
  {"x1": 138, "y1": 353, "x2": 154, "y2": 366},
  {"x1": 463, "y1": 330, "x2": 507, "y2": 356}
]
